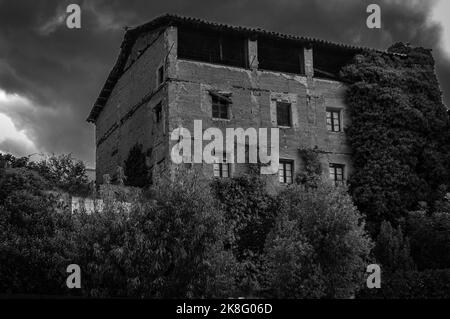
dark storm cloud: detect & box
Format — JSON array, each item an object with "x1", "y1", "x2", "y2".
[{"x1": 0, "y1": 0, "x2": 448, "y2": 166}]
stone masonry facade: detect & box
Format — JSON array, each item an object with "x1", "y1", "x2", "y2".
[{"x1": 88, "y1": 15, "x2": 357, "y2": 188}]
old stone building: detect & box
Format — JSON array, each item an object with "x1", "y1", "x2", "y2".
[{"x1": 88, "y1": 14, "x2": 371, "y2": 187}]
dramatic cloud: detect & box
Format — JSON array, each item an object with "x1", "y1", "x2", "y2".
[{"x1": 0, "y1": 0, "x2": 449, "y2": 166}]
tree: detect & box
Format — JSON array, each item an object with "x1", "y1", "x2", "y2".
[
  {"x1": 0, "y1": 168, "x2": 75, "y2": 295},
  {"x1": 124, "y1": 144, "x2": 150, "y2": 188},
  {"x1": 374, "y1": 221, "x2": 415, "y2": 272},
  {"x1": 30, "y1": 154, "x2": 89, "y2": 196},
  {"x1": 73, "y1": 167, "x2": 237, "y2": 298},
  {"x1": 266, "y1": 182, "x2": 373, "y2": 298},
  {"x1": 407, "y1": 210, "x2": 450, "y2": 270}
]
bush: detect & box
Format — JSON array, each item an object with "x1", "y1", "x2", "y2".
[
  {"x1": 264, "y1": 182, "x2": 373, "y2": 298},
  {"x1": 211, "y1": 174, "x2": 276, "y2": 258},
  {"x1": 359, "y1": 269, "x2": 450, "y2": 299},
  {"x1": 211, "y1": 174, "x2": 276, "y2": 296},
  {"x1": 29, "y1": 154, "x2": 90, "y2": 196},
  {"x1": 407, "y1": 210, "x2": 450, "y2": 270},
  {"x1": 73, "y1": 168, "x2": 237, "y2": 298},
  {"x1": 124, "y1": 144, "x2": 151, "y2": 188},
  {"x1": 374, "y1": 220, "x2": 415, "y2": 272},
  {"x1": 0, "y1": 168, "x2": 75, "y2": 295}
]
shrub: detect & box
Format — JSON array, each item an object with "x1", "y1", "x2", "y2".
[
  {"x1": 211, "y1": 174, "x2": 276, "y2": 296},
  {"x1": 211, "y1": 174, "x2": 276, "y2": 258},
  {"x1": 359, "y1": 269, "x2": 450, "y2": 299},
  {"x1": 374, "y1": 220, "x2": 415, "y2": 272},
  {"x1": 0, "y1": 168, "x2": 75, "y2": 295},
  {"x1": 30, "y1": 154, "x2": 90, "y2": 196},
  {"x1": 265, "y1": 182, "x2": 373, "y2": 298},
  {"x1": 407, "y1": 210, "x2": 450, "y2": 270},
  {"x1": 73, "y1": 168, "x2": 237, "y2": 298}
]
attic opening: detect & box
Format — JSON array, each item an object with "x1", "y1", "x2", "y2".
[
  {"x1": 177, "y1": 27, "x2": 248, "y2": 68},
  {"x1": 313, "y1": 46, "x2": 356, "y2": 80},
  {"x1": 257, "y1": 37, "x2": 305, "y2": 75}
]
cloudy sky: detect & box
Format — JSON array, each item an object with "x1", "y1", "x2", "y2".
[{"x1": 0, "y1": 0, "x2": 449, "y2": 167}]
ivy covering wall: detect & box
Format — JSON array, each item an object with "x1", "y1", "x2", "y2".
[{"x1": 340, "y1": 43, "x2": 450, "y2": 230}]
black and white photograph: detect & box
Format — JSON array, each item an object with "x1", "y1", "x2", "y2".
[{"x1": 1, "y1": 0, "x2": 450, "y2": 312}]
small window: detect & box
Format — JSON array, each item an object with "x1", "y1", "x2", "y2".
[
  {"x1": 213, "y1": 152, "x2": 230, "y2": 178},
  {"x1": 279, "y1": 159, "x2": 293, "y2": 184},
  {"x1": 157, "y1": 65, "x2": 164, "y2": 86},
  {"x1": 326, "y1": 109, "x2": 342, "y2": 132},
  {"x1": 329, "y1": 163, "x2": 345, "y2": 185},
  {"x1": 212, "y1": 94, "x2": 230, "y2": 120},
  {"x1": 154, "y1": 103, "x2": 162, "y2": 123},
  {"x1": 276, "y1": 102, "x2": 291, "y2": 127}
]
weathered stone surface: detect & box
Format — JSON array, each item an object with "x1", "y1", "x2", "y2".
[{"x1": 94, "y1": 26, "x2": 353, "y2": 186}]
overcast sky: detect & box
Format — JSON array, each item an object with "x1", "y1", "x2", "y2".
[{"x1": 0, "y1": 0, "x2": 449, "y2": 167}]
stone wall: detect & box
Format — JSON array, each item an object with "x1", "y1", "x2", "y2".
[{"x1": 94, "y1": 25, "x2": 353, "y2": 187}]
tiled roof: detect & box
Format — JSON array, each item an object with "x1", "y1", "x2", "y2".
[{"x1": 87, "y1": 14, "x2": 389, "y2": 123}]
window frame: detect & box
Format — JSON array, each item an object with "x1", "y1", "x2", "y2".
[
  {"x1": 326, "y1": 108, "x2": 342, "y2": 132},
  {"x1": 154, "y1": 103, "x2": 162, "y2": 123},
  {"x1": 276, "y1": 101, "x2": 292, "y2": 127},
  {"x1": 329, "y1": 163, "x2": 345, "y2": 185},
  {"x1": 156, "y1": 65, "x2": 165, "y2": 88},
  {"x1": 211, "y1": 94, "x2": 231, "y2": 120},
  {"x1": 213, "y1": 152, "x2": 230, "y2": 178},
  {"x1": 279, "y1": 159, "x2": 294, "y2": 184}
]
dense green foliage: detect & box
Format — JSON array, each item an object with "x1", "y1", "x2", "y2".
[
  {"x1": 359, "y1": 269, "x2": 450, "y2": 299},
  {"x1": 124, "y1": 144, "x2": 151, "y2": 188},
  {"x1": 0, "y1": 153, "x2": 90, "y2": 196},
  {"x1": 212, "y1": 175, "x2": 373, "y2": 298},
  {"x1": 295, "y1": 148, "x2": 322, "y2": 187},
  {"x1": 373, "y1": 221, "x2": 415, "y2": 272},
  {"x1": 266, "y1": 183, "x2": 373, "y2": 298},
  {"x1": 74, "y1": 168, "x2": 237, "y2": 298},
  {"x1": 341, "y1": 43, "x2": 450, "y2": 229},
  {"x1": 406, "y1": 210, "x2": 450, "y2": 270},
  {"x1": 1, "y1": 160, "x2": 375, "y2": 298},
  {"x1": 0, "y1": 168, "x2": 75, "y2": 295}
]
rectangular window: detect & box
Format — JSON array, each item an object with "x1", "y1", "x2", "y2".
[
  {"x1": 279, "y1": 159, "x2": 293, "y2": 184},
  {"x1": 313, "y1": 47, "x2": 354, "y2": 80},
  {"x1": 277, "y1": 102, "x2": 292, "y2": 127},
  {"x1": 258, "y1": 38, "x2": 305, "y2": 75},
  {"x1": 154, "y1": 103, "x2": 162, "y2": 123},
  {"x1": 157, "y1": 65, "x2": 164, "y2": 86},
  {"x1": 329, "y1": 163, "x2": 345, "y2": 185},
  {"x1": 326, "y1": 109, "x2": 341, "y2": 132},
  {"x1": 213, "y1": 153, "x2": 230, "y2": 178},
  {"x1": 212, "y1": 94, "x2": 230, "y2": 119},
  {"x1": 178, "y1": 28, "x2": 247, "y2": 68}
]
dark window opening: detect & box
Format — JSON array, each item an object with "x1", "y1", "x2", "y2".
[
  {"x1": 276, "y1": 102, "x2": 292, "y2": 127},
  {"x1": 326, "y1": 108, "x2": 342, "y2": 132},
  {"x1": 178, "y1": 28, "x2": 247, "y2": 68},
  {"x1": 313, "y1": 47, "x2": 355, "y2": 80},
  {"x1": 213, "y1": 152, "x2": 230, "y2": 178},
  {"x1": 258, "y1": 38, "x2": 305, "y2": 75},
  {"x1": 157, "y1": 65, "x2": 164, "y2": 86},
  {"x1": 154, "y1": 103, "x2": 162, "y2": 123},
  {"x1": 329, "y1": 163, "x2": 345, "y2": 185},
  {"x1": 279, "y1": 159, "x2": 293, "y2": 184},
  {"x1": 211, "y1": 93, "x2": 231, "y2": 119}
]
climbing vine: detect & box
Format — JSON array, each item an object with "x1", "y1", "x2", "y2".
[
  {"x1": 295, "y1": 147, "x2": 322, "y2": 187},
  {"x1": 340, "y1": 43, "x2": 450, "y2": 229}
]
